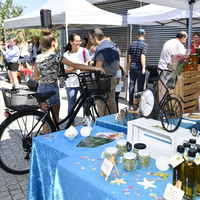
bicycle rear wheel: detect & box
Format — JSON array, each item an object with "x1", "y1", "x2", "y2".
[
  {"x1": 160, "y1": 97, "x2": 182, "y2": 132},
  {"x1": 0, "y1": 110, "x2": 55, "y2": 174},
  {"x1": 85, "y1": 97, "x2": 110, "y2": 122}
]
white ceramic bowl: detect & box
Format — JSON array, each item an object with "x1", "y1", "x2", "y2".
[
  {"x1": 80, "y1": 127, "x2": 91, "y2": 137},
  {"x1": 64, "y1": 126, "x2": 78, "y2": 140}
]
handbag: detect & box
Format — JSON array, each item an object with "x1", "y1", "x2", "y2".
[{"x1": 26, "y1": 78, "x2": 38, "y2": 92}]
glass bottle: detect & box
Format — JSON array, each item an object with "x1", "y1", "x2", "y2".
[
  {"x1": 196, "y1": 147, "x2": 200, "y2": 196},
  {"x1": 189, "y1": 139, "x2": 197, "y2": 150},
  {"x1": 183, "y1": 149, "x2": 197, "y2": 200},
  {"x1": 183, "y1": 143, "x2": 191, "y2": 161},
  {"x1": 172, "y1": 145, "x2": 185, "y2": 187}
]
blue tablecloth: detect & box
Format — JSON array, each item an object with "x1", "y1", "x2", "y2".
[
  {"x1": 27, "y1": 124, "x2": 200, "y2": 200},
  {"x1": 27, "y1": 125, "x2": 119, "y2": 200},
  {"x1": 96, "y1": 114, "x2": 127, "y2": 134},
  {"x1": 54, "y1": 153, "x2": 173, "y2": 200},
  {"x1": 96, "y1": 114, "x2": 198, "y2": 134}
]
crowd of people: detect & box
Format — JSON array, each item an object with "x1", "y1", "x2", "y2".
[{"x1": 0, "y1": 27, "x2": 196, "y2": 124}]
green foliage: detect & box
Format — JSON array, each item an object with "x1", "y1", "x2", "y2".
[{"x1": 0, "y1": 0, "x2": 25, "y2": 43}]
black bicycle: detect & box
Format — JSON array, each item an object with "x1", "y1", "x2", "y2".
[
  {"x1": 139, "y1": 68, "x2": 183, "y2": 132},
  {"x1": 0, "y1": 70, "x2": 110, "y2": 174}
]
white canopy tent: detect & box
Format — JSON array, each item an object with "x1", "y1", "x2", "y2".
[
  {"x1": 3, "y1": 0, "x2": 125, "y2": 42},
  {"x1": 132, "y1": 0, "x2": 200, "y2": 52},
  {"x1": 127, "y1": 4, "x2": 200, "y2": 27}
]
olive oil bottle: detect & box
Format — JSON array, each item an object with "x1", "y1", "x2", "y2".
[
  {"x1": 189, "y1": 139, "x2": 197, "y2": 150},
  {"x1": 197, "y1": 147, "x2": 200, "y2": 196},
  {"x1": 173, "y1": 145, "x2": 185, "y2": 187},
  {"x1": 183, "y1": 149, "x2": 197, "y2": 200}
]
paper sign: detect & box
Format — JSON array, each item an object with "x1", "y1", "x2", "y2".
[
  {"x1": 119, "y1": 156, "x2": 124, "y2": 164},
  {"x1": 163, "y1": 183, "x2": 184, "y2": 200},
  {"x1": 194, "y1": 155, "x2": 200, "y2": 165},
  {"x1": 169, "y1": 153, "x2": 184, "y2": 168},
  {"x1": 100, "y1": 158, "x2": 113, "y2": 177},
  {"x1": 101, "y1": 151, "x2": 106, "y2": 158}
]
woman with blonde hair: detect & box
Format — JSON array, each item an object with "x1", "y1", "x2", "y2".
[
  {"x1": 34, "y1": 28, "x2": 104, "y2": 127},
  {"x1": 0, "y1": 37, "x2": 20, "y2": 93}
]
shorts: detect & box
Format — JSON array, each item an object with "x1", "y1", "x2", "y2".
[
  {"x1": 8, "y1": 62, "x2": 18, "y2": 71},
  {"x1": 37, "y1": 83, "x2": 60, "y2": 106}
]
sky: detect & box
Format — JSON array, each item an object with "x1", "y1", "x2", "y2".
[{"x1": 6, "y1": 0, "x2": 49, "y2": 15}]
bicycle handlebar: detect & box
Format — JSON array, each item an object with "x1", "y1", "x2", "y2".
[{"x1": 58, "y1": 70, "x2": 105, "y2": 78}]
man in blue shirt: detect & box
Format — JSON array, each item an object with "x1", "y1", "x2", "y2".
[{"x1": 128, "y1": 29, "x2": 148, "y2": 108}]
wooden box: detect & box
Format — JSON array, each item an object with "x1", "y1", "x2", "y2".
[{"x1": 170, "y1": 70, "x2": 200, "y2": 113}]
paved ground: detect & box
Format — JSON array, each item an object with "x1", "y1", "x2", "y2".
[{"x1": 0, "y1": 69, "x2": 128, "y2": 199}]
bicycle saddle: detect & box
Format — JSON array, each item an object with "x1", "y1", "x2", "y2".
[{"x1": 35, "y1": 91, "x2": 56, "y2": 102}]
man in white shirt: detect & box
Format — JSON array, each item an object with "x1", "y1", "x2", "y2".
[{"x1": 158, "y1": 31, "x2": 188, "y2": 69}]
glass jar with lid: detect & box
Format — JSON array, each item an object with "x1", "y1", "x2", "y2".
[
  {"x1": 186, "y1": 62, "x2": 193, "y2": 71},
  {"x1": 193, "y1": 62, "x2": 198, "y2": 70},
  {"x1": 191, "y1": 53, "x2": 198, "y2": 63},
  {"x1": 105, "y1": 147, "x2": 117, "y2": 163},
  {"x1": 138, "y1": 149, "x2": 150, "y2": 167},
  {"x1": 133, "y1": 143, "x2": 146, "y2": 158},
  {"x1": 116, "y1": 139, "x2": 127, "y2": 156},
  {"x1": 123, "y1": 152, "x2": 136, "y2": 171}
]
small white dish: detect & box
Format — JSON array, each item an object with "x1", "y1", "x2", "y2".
[
  {"x1": 155, "y1": 156, "x2": 170, "y2": 171},
  {"x1": 80, "y1": 127, "x2": 91, "y2": 137},
  {"x1": 64, "y1": 126, "x2": 78, "y2": 140}
]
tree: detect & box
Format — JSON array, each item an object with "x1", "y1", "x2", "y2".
[{"x1": 0, "y1": 0, "x2": 25, "y2": 43}]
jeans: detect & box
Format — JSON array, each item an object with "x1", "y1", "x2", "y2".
[
  {"x1": 66, "y1": 87, "x2": 80, "y2": 125},
  {"x1": 37, "y1": 83, "x2": 60, "y2": 106},
  {"x1": 129, "y1": 69, "x2": 145, "y2": 105}
]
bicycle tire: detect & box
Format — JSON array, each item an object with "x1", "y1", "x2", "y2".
[
  {"x1": 85, "y1": 97, "x2": 110, "y2": 122},
  {"x1": 160, "y1": 97, "x2": 182, "y2": 132},
  {"x1": 0, "y1": 110, "x2": 55, "y2": 174}
]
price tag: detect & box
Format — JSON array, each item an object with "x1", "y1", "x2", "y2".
[
  {"x1": 100, "y1": 158, "x2": 113, "y2": 177},
  {"x1": 169, "y1": 153, "x2": 184, "y2": 168},
  {"x1": 163, "y1": 183, "x2": 184, "y2": 200},
  {"x1": 119, "y1": 156, "x2": 124, "y2": 164}
]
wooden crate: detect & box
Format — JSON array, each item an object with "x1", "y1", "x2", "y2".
[{"x1": 170, "y1": 70, "x2": 200, "y2": 113}]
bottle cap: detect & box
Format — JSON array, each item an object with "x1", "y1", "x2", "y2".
[
  {"x1": 189, "y1": 139, "x2": 196, "y2": 144},
  {"x1": 197, "y1": 147, "x2": 200, "y2": 153},
  {"x1": 177, "y1": 145, "x2": 185, "y2": 153},
  {"x1": 105, "y1": 147, "x2": 117, "y2": 154},
  {"x1": 183, "y1": 143, "x2": 190, "y2": 148},
  {"x1": 138, "y1": 149, "x2": 150, "y2": 156},
  {"x1": 188, "y1": 149, "x2": 196, "y2": 157},
  {"x1": 124, "y1": 152, "x2": 136, "y2": 160},
  {"x1": 116, "y1": 139, "x2": 127, "y2": 146},
  {"x1": 134, "y1": 143, "x2": 146, "y2": 150}
]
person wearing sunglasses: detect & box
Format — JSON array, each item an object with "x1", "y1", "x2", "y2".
[
  {"x1": 63, "y1": 33, "x2": 91, "y2": 125},
  {"x1": 0, "y1": 37, "x2": 20, "y2": 93}
]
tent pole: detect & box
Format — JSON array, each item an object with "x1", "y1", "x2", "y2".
[
  {"x1": 188, "y1": 1, "x2": 193, "y2": 53},
  {"x1": 130, "y1": 25, "x2": 132, "y2": 44},
  {"x1": 4, "y1": 29, "x2": 7, "y2": 45}
]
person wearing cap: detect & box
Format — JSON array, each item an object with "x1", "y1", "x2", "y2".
[
  {"x1": 158, "y1": 31, "x2": 188, "y2": 69},
  {"x1": 0, "y1": 37, "x2": 20, "y2": 93},
  {"x1": 128, "y1": 29, "x2": 148, "y2": 108}
]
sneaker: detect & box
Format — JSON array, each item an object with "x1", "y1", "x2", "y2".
[{"x1": 11, "y1": 88, "x2": 19, "y2": 94}]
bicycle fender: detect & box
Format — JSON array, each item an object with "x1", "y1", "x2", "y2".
[{"x1": 169, "y1": 93, "x2": 184, "y2": 103}]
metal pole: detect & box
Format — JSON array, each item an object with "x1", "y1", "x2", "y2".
[
  {"x1": 130, "y1": 25, "x2": 132, "y2": 44},
  {"x1": 188, "y1": 1, "x2": 193, "y2": 53},
  {"x1": 4, "y1": 28, "x2": 7, "y2": 45}
]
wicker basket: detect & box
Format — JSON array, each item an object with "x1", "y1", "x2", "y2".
[
  {"x1": 2, "y1": 89, "x2": 39, "y2": 111},
  {"x1": 79, "y1": 72, "x2": 111, "y2": 96}
]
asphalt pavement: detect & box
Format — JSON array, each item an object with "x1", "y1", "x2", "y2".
[{"x1": 0, "y1": 68, "x2": 128, "y2": 200}]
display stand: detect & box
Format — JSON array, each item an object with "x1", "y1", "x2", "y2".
[
  {"x1": 127, "y1": 118, "x2": 190, "y2": 159},
  {"x1": 101, "y1": 156, "x2": 119, "y2": 181}
]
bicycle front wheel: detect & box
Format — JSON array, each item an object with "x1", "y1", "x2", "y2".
[
  {"x1": 85, "y1": 97, "x2": 110, "y2": 122},
  {"x1": 0, "y1": 110, "x2": 55, "y2": 174},
  {"x1": 160, "y1": 97, "x2": 182, "y2": 132}
]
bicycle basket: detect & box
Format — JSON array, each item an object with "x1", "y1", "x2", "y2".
[
  {"x1": 2, "y1": 89, "x2": 39, "y2": 111},
  {"x1": 79, "y1": 72, "x2": 111, "y2": 95}
]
